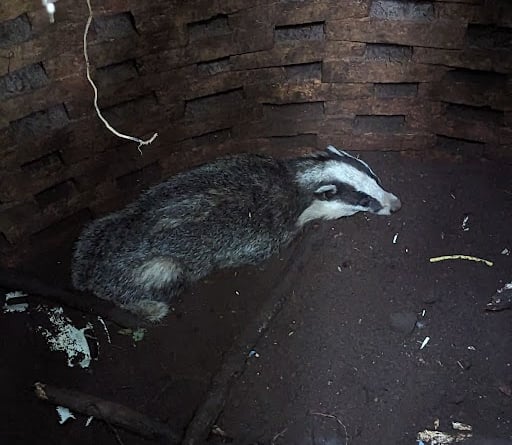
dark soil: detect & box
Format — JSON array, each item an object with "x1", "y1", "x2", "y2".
[{"x1": 1, "y1": 152, "x2": 511, "y2": 445}]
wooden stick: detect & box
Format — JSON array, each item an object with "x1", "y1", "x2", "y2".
[
  {"x1": 34, "y1": 382, "x2": 180, "y2": 443},
  {"x1": 0, "y1": 268, "x2": 145, "y2": 328}
]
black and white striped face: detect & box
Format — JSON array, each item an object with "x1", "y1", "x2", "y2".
[{"x1": 297, "y1": 145, "x2": 401, "y2": 226}]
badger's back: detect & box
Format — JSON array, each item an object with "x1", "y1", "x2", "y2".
[{"x1": 71, "y1": 154, "x2": 304, "y2": 299}]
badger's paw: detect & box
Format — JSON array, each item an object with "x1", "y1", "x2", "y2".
[{"x1": 121, "y1": 299, "x2": 169, "y2": 323}]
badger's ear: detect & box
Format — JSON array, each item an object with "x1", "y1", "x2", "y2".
[{"x1": 314, "y1": 184, "x2": 337, "y2": 200}]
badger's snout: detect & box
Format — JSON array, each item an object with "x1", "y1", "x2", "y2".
[
  {"x1": 376, "y1": 193, "x2": 401, "y2": 215},
  {"x1": 390, "y1": 196, "x2": 402, "y2": 213}
]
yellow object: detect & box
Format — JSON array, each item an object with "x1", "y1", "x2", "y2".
[{"x1": 429, "y1": 255, "x2": 493, "y2": 267}]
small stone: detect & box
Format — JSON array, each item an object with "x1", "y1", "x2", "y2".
[
  {"x1": 422, "y1": 291, "x2": 440, "y2": 304},
  {"x1": 389, "y1": 311, "x2": 417, "y2": 334}
]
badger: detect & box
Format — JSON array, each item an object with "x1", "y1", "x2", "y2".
[{"x1": 71, "y1": 145, "x2": 401, "y2": 322}]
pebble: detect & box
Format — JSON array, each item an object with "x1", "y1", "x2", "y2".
[{"x1": 389, "y1": 311, "x2": 417, "y2": 334}]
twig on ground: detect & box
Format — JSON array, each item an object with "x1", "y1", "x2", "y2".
[
  {"x1": 83, "y1": 0, "x2": 158, "y2": 153},
  {"x1": 105, "y1": 421, "x2": 126, "y2": 445},
  {"x1": 429, "y1": 255, "x2": 493, "y2": 267},
  {"x1": 311, "y1": 412, "x2": 349, "y2": 445},
  {"x1": 34, "y1": 382, "x2": 180, "y2": 443},
  {"x1": 271, "y1": 428, "x2": 288, "y2": 444}
]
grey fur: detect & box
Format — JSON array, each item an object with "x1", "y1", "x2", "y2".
[{"x1": 71, "y1": 148, "x2": 401, "y2": 321}]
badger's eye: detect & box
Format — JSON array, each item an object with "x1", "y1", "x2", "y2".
[{"x1": 358, "y1": 196, "x2": 372, "y2": 207}]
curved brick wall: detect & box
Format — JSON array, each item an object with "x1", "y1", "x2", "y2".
[{"x1": 0, "y1": 0, "x2": 511, "y2": 266}]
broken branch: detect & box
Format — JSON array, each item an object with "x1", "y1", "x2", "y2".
[{"x1": 34, "y1": 382, "x2": 180, "y2": 443}]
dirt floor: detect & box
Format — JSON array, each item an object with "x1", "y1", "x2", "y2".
[{"x1": 1, "y1": 152, "x2": 511, "y2": 445}]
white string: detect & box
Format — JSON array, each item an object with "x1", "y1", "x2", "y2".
[{"x1": 83, "y1": 0, "x2": 158, "y2": 153}]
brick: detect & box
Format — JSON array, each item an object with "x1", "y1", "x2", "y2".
[
  {"x1": 0, "y1": 14, "x2": 32, "y2": 48},
  {"x1": 10, "y1": 104, "x2": 69, "y2": 142},
  {"x1": 184, "y1": 88, "x2": 245, "y2": 118},
  {"x1": 432, "y1": 103, "x2": 505, "y2": 144},
  {"x1": 95, "y1": 59, "x2": 138, "y2": 88},
  {"x1": 3, "y1": 74, "x2": 87, "y2": 122},
  {"x1": 35, "y1": 180, "x2": 77, "y2": 208},
  {"x1": 435, "y1": 135, "x2": 485, "y2": 158},
  {"x1": 370, "y1": 0, "x2": 434, "y2": 21},
  {"x1": 274, "y1": 22, "x2": 325, "y2": 42},
  {"x1": 29, "y1": 208, "x2": 93, "y2": 246},
  {"x1": 0, "y1": 1, "x2": 34, "y2": 22},
  {"x1": 374, "y1": 83, "x2": 418, "y2": 98},
  {"x1": 323, "y1": 60, "x2": 444, "y2": 83},
  {"x1": 445, "y1": 103, "x2": 504, "y2": 126},
  {"x1": 325, "y1": 97, "x2": 423, "y2": 117},
  {"x1": 115, "y1": 161, "x2": 162, "y2": 191},
  {"x1": 246, "y1": 82, "x2": 372, "y2": 104},
  {"x1": 433, "y1": 3, "x2": 480, "y2": 21},
  {"x1": 91, "y1": 12, "x2": 137, "y2": 42},
  {"x1": 317, "y1": 132, "x2": 435, "y2": 151},
  {"x1": 198, "y1": 57, "x2": 231, "y2": 76},
  {"x1": 285, "y1": 62, "x2": 322, "y2": 81},
  {"x1": 231, "y1": 41, "x2": 364, "y2": 70},
  {"x1": 188, "y1": 128, "x2": 232, "y2": 147},
  {"x1": 21, "y1": 151, "x2": 63, "y2": 174},
  {"x1": 353, "y1": 115, "x2": 406, "y2": 133},
  {"x1": 422, "y1": 69, "x2": 509, "y2": 110},
  {"x1": 0, "y1": 62, "x2": 48, "y2": 100},
  {"x1": 188, "y1": 14, "x2": 230, "y2": 42},
  {"x1": 0, "y1": 201, "x2": 39, "y2": 242},
  {"x1": 0, "y1": 21, "x2": 84, "y2": 77},
  {"x1": 466, "y1": 24, "x2": 512, "y2": 50},
  {"x1": 101, "y1": 93, "x2": 158, "y2": 129},
  {"x1": 365, "y1": 43, "x2": 412, "y2": 62},
  {"x1": 176, "y1": 0, "x2": 273, "y2": 24},
  {"x1": 237, "y1": 134, "x2": 318, "y2": 155},
  {"x1": 413, "y1": 47, "x2": 512, "y2": 73},
  {"x1": 273, "y1": 0, "x2": 369, "y2": 24},
  {"x1": 236, "y1": 117, "x2": 324, "y2": 139},
  {"x1": 263, "y1": 102, "x2": 324, "y2": 121},
  {"x1": 328, "y1": 18, "x2": 467, "y2": 49}
]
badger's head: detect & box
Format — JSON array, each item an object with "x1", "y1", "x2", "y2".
[{"x1": 296, "y1": 145, "x2": 401, "y2": 226}]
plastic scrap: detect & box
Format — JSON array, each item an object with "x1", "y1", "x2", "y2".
[
  {"x1": 3, "y1": 291, "x2": 28, "y2": 313},
  {"x1": 38, "y1": 307, "x2": 93, "y2": 368},
  {"x1": 56, "y1": 406, "x2": 76, "y2": 424}
]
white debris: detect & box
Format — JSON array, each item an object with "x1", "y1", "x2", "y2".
[
  {"x1": 462, "y1": 215, "x2": 470, "y2": 232},
  {"x1": 3, "y1": 291, "x2": 29, "y2": 313},
  {"x1": 467, "y1": 345, "x2": 476, "y2": 351},
  {"x1": 97, "y1": 316, "x2": 111, "y2": 344},
  {"x1": 501, "y1": 248, "x2": 510, "y2": 256},
  {"x1": 3, "y1": 303, "x2": 29, "y2": 313},
  {"x1": 421, "y1": 309, "x2": 426, "y2": 317},
  {"x1": 420, "y1": 336, "x2": 430, "y2": 350},
  {"x1": 417, "y1": 429, "x2": 472, "y2": 444},
  {"x1": 452, "y1": 422, "x2": 472, "y2": 432},
  {"x1": 38, "y1": 307, "x2": 93, "y2": 368},
  {"x1": 392, "y1": 233, "x2": 399, "y2": 244},
  {"x1": 85, "y1": 416, "x2": 94, "y2": 427},
  {"x1": 5, "y1": 291, "x2": 28, "y2": 301},
  {"x1": 56, "y1": 406, "x2": 76, "y2": 424}
]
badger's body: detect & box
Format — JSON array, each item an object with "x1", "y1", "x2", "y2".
[{"x1": 72, "y1": 146, "x2": 401, "y2": 321}]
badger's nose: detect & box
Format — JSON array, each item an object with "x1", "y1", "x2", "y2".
[{"x1": 390, "y1": 197, "x2": 402, "y2": 213}]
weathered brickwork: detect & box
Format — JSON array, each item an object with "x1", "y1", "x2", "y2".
[{"x1": 0, "y1": 0, "x2": 511, "y2": 265}]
